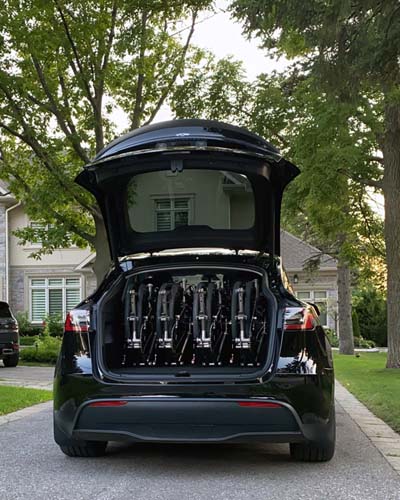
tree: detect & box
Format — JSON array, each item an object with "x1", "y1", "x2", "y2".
[
  {"x1": 231, "y1": 0, "x2": 400, "y2": 366},
  {"x1": 0, "y1": 0, "x2": 212, "y2": 281},
  {"x1": 173, "y1": 65, "x2": 385, "y2": 354}
]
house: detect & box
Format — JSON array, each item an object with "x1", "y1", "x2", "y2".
[{"x1": 0, "y1": 177, "x2": 338, "y2": 330}]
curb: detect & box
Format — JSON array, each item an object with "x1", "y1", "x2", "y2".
[
  {"x1": 335, "y1": 380, "x2": 400, "y2": 475},
  {"x1": 0, "y1": 400, "x2": 52, "y2": 427}
]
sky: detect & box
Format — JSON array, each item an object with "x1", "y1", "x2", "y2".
[{"x1": 153, "y1": 1, "x2": 289, "y2": 123}]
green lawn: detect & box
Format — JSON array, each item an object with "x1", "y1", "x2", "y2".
[
  {"x1": 0, "y1": 385, "x2": 52, "y2": 416},
  {"x1": 334, "y1": 352, "x2": 400, "y2": 433}
]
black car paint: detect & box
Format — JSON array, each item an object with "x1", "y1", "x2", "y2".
[
  {"x1": 0, "y1": 302, "x2": 19, "y2": 363},
  {"x1": 54, "y1": 255, "x2": 334, "y2": 445},
  {"x1": 54, "y1": 119, "x2": 334, "y2": 451}
]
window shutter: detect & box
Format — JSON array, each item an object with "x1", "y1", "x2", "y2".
[
  {"x1": 66, "y1": 288, "x2": 81, "y2": 312},
  {"x1": 49, "y1": 289, "x2": 63, "y2": 317},
  {"x1": 156, "y1": 212, "x2": 172, "y2": 231},
  {"x1": 31, "y1": 289, "x2": 46, "y2": 322}
]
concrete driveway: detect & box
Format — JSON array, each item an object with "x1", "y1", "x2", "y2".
[{"x1": 0, "y1": 400, "x2": 399, "y2": 500}]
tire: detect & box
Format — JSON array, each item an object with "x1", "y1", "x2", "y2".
[
  {"x1": 3, "y1": 353, "x2": 19, "y2": 367},
  {"x1": 290, "y1": 408, "x2": 336, "y2": 462},
  {"x1": 54, "y1": 417, "x2": 107, "y2": 457},
  {"x1": 59, "y1": 441, "x2": 107, "y2": 458}
]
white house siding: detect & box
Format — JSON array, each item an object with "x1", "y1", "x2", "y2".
[{"x1": 7, "y1": 204, "x2": 95, "y2": 321}]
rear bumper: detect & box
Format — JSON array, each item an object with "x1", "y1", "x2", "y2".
[
  {"x1": 55, "y1": 394, "x2": 334, "y2": 445},
  {"x1": 0, "y1": 343, "x2": 19, "y2": 357}
]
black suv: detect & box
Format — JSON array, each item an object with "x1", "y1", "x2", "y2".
[
  {"x1": 0, "y1": 301, "x2": 19, "y2": 367},
  {"x1": 54, "y1": 120, "x2": 335, "y2": 461}
]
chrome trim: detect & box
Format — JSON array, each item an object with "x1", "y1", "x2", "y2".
[{"x1": 88, "y1": 145, "x2": 280, "y2": 168}]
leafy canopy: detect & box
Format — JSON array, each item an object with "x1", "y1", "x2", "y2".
[{"x1": 0, "y1": 0, "x2": 213, "y2": 256}]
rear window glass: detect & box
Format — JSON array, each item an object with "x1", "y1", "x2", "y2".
[
  {"x1": 0, "y1": 303, "x2": 12, "y2": 318},
  {"x1": 127, "y1": 169, "x2": 255, "y2": 233}
]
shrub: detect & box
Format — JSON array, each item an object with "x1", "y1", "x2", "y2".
[
  {"x1": 14, "y1": 312, "x2": 43, "y2": 336},
  {"x1": 325, "y1": 328, "x2": 339, "y2": 347},
  {"x1": 353, "y1": 336, "x2": 376, "y2": 349},
  {"x1": 20, "y1": 335, "x2": 39, "y2": 346},
  {"x1": 352, "y1": 310, "x2": 361, "y2": 339},
  {"x1": 20, "y1": 334, "x2": 61, "y2": 364},
  {"x1": 352, "y1": 287, "x2": 387, "y2": 346},
  {"x1": 43, "y1": 314, "x2": 64, "y2": 337}
]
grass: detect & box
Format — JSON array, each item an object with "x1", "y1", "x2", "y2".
[
  {"x1": 334, "y1": 352, "x2": 400, "y2": 433},
  {"x1": 0, "y1": 385, "x2": 52, "y2": 416}
]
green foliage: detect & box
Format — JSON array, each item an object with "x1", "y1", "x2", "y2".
[
  {"x1": 20, "y1": 334, "x2": 62, "y2": 364},
  {"x1": 352, "y1": 310, "x2": 361, "y2": 339},
  {"x1": 353, "y1": 287, "x2": 387, "y2": 347},
  {"x1": 325, "y1": 328, "x2": 339, "y2": 348},
  {"x1": 14, "y1": 312, "x2": 43, "y2": 336},
  {"x1": 0, "y1": 0, "x2": 213, "y2": 265},
  {"x1": 353, "y1": 337, "x2": 376, "y2": 349},
  {"x1": 19, "y1": 335, "x2": 39, "y2": 346},
  {"x1": 43, "y1": 314, "x2": 64, "y2": 338}
]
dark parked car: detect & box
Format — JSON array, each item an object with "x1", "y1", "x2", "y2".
[
  {"x1": 0, "y1": 301, "x2": 19, "y2": 367},
  {"x1": 54, "y1": 120, "x2": 335, "y2": 461}
]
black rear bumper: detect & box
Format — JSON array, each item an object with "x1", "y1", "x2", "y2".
[{"x1": 55, "y1": 395, "x2": 334, "y2": 445}]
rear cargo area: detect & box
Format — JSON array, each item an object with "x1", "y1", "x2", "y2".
[{"x1": 98, "y1": 264, "x2": 276, "y2": 378}]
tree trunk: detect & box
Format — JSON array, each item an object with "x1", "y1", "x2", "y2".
[
  {"x1": 92, "y1": 214, "x2": 112, "y2": 284},
  {"x1": 337, "y1": 261, "x2": 354, "y2": 355},
  {"x1": 382, "y1": 103, "x2": 400, "y2": 368}
]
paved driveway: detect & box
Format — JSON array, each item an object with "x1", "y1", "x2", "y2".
[
  {"x1": 0, "y1": 401, "x2": 399, "y2": 500},
  {"x1": 0, "y1": 364, "x2": 53, "y2": 389}
]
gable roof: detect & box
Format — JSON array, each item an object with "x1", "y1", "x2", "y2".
[{"x1": 281, "y1": 230, "x2": 337, "y2": 271}]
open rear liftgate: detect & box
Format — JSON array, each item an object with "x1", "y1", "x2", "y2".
[{"x1": 123, "y1": 276, "x2": 269, "y2": 369}]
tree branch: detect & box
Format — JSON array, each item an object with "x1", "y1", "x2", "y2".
[
  {"x1": 30, "y1": 56, "x2": 90, "y2": 163},
  {"x1": 338, "y1": 168, "x2": 383, "y2": 189},
  {"x1": 131, "y1": 9, "x2": 149, "y2": 129},
  {"x1": 2, "y1": 163, "x2": 95, "y2": 245},
  {"x1": 142, "y1": 9, "x2": 198, "y2": 127},
  {"x1": 0, "y1": 84, "x2": 97, "y2": 215},
  {"x1": 54, "y1": 0, "x2": 96, "y2": 108}
]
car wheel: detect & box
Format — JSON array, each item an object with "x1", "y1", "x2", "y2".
[
  {"x1": 3, "y1": 353, "x2": 19, "y2": 367},
  {"x1": 290, "y1": 407, "x2": 336, "y2": 462},
  {"x1": 59, "y1": 441, "x2": 107, "y2": 458}
]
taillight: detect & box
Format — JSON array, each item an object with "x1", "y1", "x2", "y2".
[
  {"x1": 284, "y1": 307, "x2": 317, "y2": 331},
  {"x1": 64, "y1": 309, "x2": 90, "y2": 333},
  {"x1": 238, "y1": 401, "x2": 281, "y2": 408},
  {"x1": 88, "y1": 401, "x2": 128, "y2": 407}
]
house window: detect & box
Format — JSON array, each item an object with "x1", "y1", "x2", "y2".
[
  {"x1": 155, "y1": 198, "x2": 190, "y2": 231},
  {"x1": 296, "y1": 290, "x2": 328, "y2": 327},
  {"x1": 29, "y1": 222, "x2": 51, "y2": 248},
  {"x1": 30, "y1": 277, "x2": 82, "y2": 323}
]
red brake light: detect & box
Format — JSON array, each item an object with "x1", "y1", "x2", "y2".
[
  {"x1": 284, "y1": 307, "x2": 316, "y2": 331},
  {"x1": 64, "y1": 309, "x2": 90, "y2": 333},
  {"x1": 88, "y1": 401, "x2": 128, "y2": 407},
  {"x1": 238, "y1": 401, "x2": 281, "y2": 408}
]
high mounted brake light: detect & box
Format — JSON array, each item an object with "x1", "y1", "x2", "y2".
[
  {"x1": 64, "y1": 309, "x2": 90, "y2": 333},
  {"x1": 284, "y1": 307, "x2": 317, "y2": 331}
]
